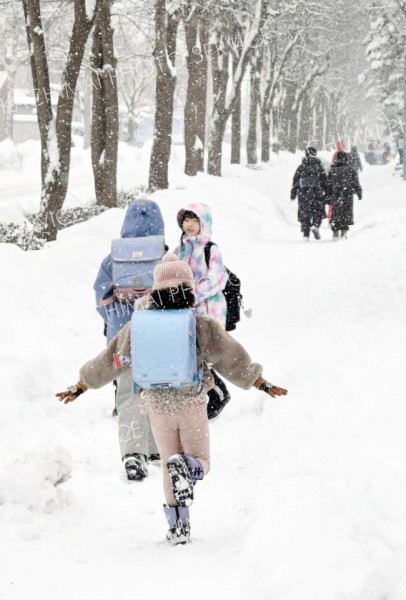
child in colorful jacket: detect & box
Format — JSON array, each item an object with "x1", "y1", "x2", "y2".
[
  {"x1": 56, "y1": 254, "x2": 288, "y2": 546},
  {"x1": 175, "y1": 203, "x2": 228, "y2": 325},
  {"x1": 175, "y1": 203, "x2": 231, "y2": 418}
]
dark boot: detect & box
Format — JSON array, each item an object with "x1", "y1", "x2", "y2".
[
  {"x1": 123, "y1": 453, "x2": 148, "y2": 481},
  {"x1": 207, "y1": 371, "x2": 231, "y2": 419},
  {"x1": 164, "y1": 505, "x2": 190, "y2": 545}
]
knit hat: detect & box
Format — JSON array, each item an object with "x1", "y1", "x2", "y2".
[
  {"x1": 305, "y1": 146, "x2": 317, "y2": 157},
  {"x1": 153, "y1": 253, "x2": 195, "y2": 291}
]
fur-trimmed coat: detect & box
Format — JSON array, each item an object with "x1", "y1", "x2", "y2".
[{"x1": 79, "y1": 298, "x2": 262, "y2": 415}]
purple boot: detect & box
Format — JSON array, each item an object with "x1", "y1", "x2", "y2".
[
  {"x1": 166, "y1": 454, "x2": 204, "y2": 507},
  {"x1": 163, "y1": 504, "x2": 190, "y2": 545}
]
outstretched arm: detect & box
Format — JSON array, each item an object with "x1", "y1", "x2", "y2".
[
  {"x1": 197, "y1": 318, "x2": 288, "y2": 396},
  {"x1": 55, "y1": 323, "x2": 132, "y2": 404}
]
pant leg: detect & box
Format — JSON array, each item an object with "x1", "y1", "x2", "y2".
[
  {"x1": 150, "y1": 404, "x2": 210, "y2": 506},
  {"x1": 298, "y1": 196, "x2": 311, "y2": 235},
  {"x1": 115, "y1": 369, "x2": 159, "y2": 459}
]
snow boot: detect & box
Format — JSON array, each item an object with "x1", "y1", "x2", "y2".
[
  {"x1": 123, "y1": 453, "x2": 148, "y2": 481},
  {"x1": 332, "y1": 230, "x2": 339, "y2": 241},
  {"x1": 311, "y1": 226, "x2": 321, "y2": 240},
  {"x1": 164, "y1": 505, "x2": 190, "y2": 545},
  {"x1": 207, "y1": 371, "x2": 231, "y2": 419},
  {"x1": 166, "y1": 454, "x2": 204, "y2": 507},
  {"x1": 303, "y1": 234, "x2": 310, "y2": 242},
  {"x1": 148, "y1": 453, "x2": 161, "y2": 463}
]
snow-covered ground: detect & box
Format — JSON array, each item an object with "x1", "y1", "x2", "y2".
[{"x1": 1, "y1": 140, "x2": 405, "y2": 600}]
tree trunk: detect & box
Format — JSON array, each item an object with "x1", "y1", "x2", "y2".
[
  {"x1": 91, "y1": 0, "x2": 118, "y2": 208},
  {"x1": 298, "y1": 90, "x2": 311, "y2": 150},
  {"x1": 148, "y1": 2, "x2": 179, "y2": 190},
  {"x1": 4, "y1": 68, "x2": 16, "y2": 139},
  {"x1": 288, "y1": 108, "x2": 299, "y2": 153},
  {"x1": 246, "y1": 50, "x2": 262, "y2": 164},
  {"x1": 230, "y1": 52, "x2": 241, "y2": 164},
  {"x1": 207, "y1": 37, "x2": 229, "y2": 176},
  {"x1": 22, "y1": 0, "x2": 53, "y2": 186},
  {"x1": 184, "y1": 2, "x2": 205, "y2": 177},
  {"x1": 260, "y1": 109, "x2": 271, "y2": 162},
  {"x1": 314, "y1": 92, "x2": 325, "y2": 149},
  {"x1": 208, "y1": 116, "x2": 228, "y2": 176},
  {"x1": 196, "y1": 8, "x2": 208, "y2": 172},
  {"x1": 83, "y1": 61, "x2": 92, "y2": 150}
]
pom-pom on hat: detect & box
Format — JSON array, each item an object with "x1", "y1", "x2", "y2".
[{"x1": 153, "y1": 253, "x2": 195, "y2": 291}]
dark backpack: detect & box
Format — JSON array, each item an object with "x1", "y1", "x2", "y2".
[
  {"x1": 204, "y1": 242, "x2": 242, "y2": 332},
  {"x1": 330, "y1": 165, "x2": 352, "y2": 193},
  {"x1": 299, "y1": 161, "x2": 322, "y2": 189}
]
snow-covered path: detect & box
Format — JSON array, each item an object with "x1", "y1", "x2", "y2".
[{"x1": 1, "y1": 151, "x2": 405, "y2": 600}]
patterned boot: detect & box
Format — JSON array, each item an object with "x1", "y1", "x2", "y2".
[
  {"x1": 166, "y1": 454, "x2": 204, "y2": 507},
  {"x1": 164, "y1": 505, "x2": 191, "y2": 545}
]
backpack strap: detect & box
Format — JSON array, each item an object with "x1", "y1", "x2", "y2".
[{"x1": 204, "y1": 241, "x2": 216, "y2": 269}]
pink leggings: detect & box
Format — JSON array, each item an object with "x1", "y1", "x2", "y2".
[{"x1": 149, "y1": 403, "x2": 210, "y2": 506}]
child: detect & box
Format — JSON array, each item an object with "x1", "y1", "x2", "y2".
[
  {"x1": 93, "y1": 199, "x2": 164, "y2": 481},
  {"x1": 56, "y1": 254, "x2": 288, "y2": 546},
  {"x1": 175, "y1": 203, "x2": 231, "y2": 418},
  {"x1": 175, "y1": 203, "x2": 228, "y2": 325}
]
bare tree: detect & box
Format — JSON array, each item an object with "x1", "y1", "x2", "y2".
[
  {"x1": 22, "y1": 0, "x2": 100, "y2": 240},
  {"x1": 183, "y1": 0, "x2": 208, "y2": 175},
  {"x1": 207, "y1": 0, "x2": 269, "y2": 176},
  {"x1": 246, "y1": 47, "x2": 262, "y2": 164},
  {"x1": 148, "y1": 0, "x2": 181, "y2": 190}
]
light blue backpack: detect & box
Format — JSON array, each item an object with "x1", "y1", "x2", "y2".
[
  {"x1": 111, "y1": 235, "x2": 164, "y2": 295},
  {"x1": 131, "y1": 308, "x2": 202, "y2": 390}
]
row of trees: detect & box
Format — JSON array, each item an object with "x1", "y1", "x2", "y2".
[
  {"x1": 0, "y1": 0, "x2": 376, "y2": 241},
  {"x1": 363, "y1": 0, "x2": 406, "y2": 129}
]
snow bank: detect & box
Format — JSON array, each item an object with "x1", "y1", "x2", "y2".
[{"x1": 0, "y1": 147, "x2": 406, "y2": 600}]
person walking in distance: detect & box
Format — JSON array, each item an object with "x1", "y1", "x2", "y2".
[
  {"x1": 290, "y1": 147, "x2": 328, "y2": 241},
  {"x1": 328, "y1": 152, "x2": 362, "y2": 240}
]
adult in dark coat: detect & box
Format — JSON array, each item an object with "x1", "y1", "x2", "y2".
[
  {"x1": 327, "y1": 152, "x2": 362, "y2": 239},
  {"x1": 290, "y1": 147, "x2": 328, "y2": 240},
  {"x1": 349, "y1": 145, "x2": 363, "y2": 173}
]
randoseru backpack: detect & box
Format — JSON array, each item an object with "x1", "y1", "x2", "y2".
[
  {"x1": 299, "y1": 161, "x2": 321, "y2": 190},
  {"x1": 130, "y1": 308, "x2": 202, "y2": 390},
  {"x1": 204, "y1": 242, "x2": 242, "y2": 332},
  {"x1": 111, "y1": 235, "x2": 165, "y2": 299}
]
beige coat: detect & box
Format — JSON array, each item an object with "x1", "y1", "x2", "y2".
[{"x1": 79, "y1": 314, "x2": 262, "y2": 415}]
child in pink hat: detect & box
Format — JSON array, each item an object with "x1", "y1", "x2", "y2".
[{"x1": 56, "y1": 253, "x2": 288, "y2": 546}]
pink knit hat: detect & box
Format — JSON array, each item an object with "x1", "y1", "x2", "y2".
[{"x1": 152, "y1": 253, "x2": 195, "y2": 291}]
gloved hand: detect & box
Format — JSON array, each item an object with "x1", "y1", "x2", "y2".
[
  {"x1": 253, "y1": 377, "x2": 288, "y2": 398},
  {"x1": 56, "y1": 381, "x2": 87, "y2": 404}
]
